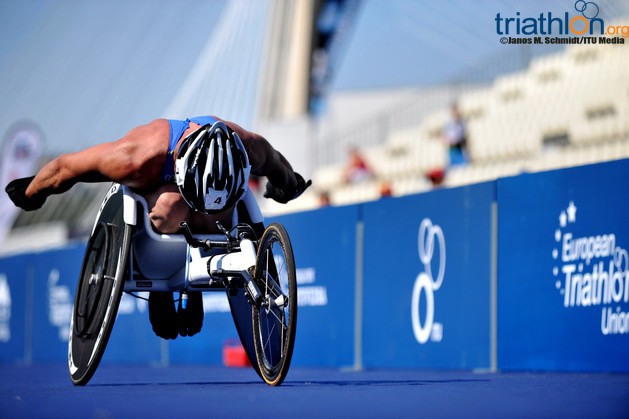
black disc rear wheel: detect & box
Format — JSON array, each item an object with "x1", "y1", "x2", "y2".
[
  {"x1": 68, "y1": 185, "x2": 130, "y2": 386},
  {"x1": 74, "y1": 223, "x2": 111, "y2": 338}
]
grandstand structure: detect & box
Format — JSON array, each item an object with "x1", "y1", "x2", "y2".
[
  {"x1": 1, "y1": 1, "x2": 628, "y2": 252},
  {"x1": 263, "y1": 36, "x2": 629, "y2": 214}
]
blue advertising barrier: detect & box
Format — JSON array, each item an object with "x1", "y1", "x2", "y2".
[
  {"x1": 362, "y1": 183, "x2": 495, "y2": 369},
  {"x1": 103, "y1": 292, "x2": 162, "y2": 365},
  {"x1": 2, "y1": 159, "x2": 629, "y2": 373},
  {"x1": 168, "y1": 293, "x2": 248, "y2": 365},
  {"x1": 0, "y1": 253, "x2": 28, "y2": 364},
  {"x1": 497, "y1": 159, "x2": 629, "y2": 372},
  {"x1": 0, "y1": 245, "x2": 163, "y2": 366},
  {"x1": 0, "y1": 205, "x2": 360, "y2": 369},
  {"x1": 112, "y1": 204, "x2": 359, "y2": 367},
  {"x1": 269, "y1": 205, "x2": 359, "y2": 368},
  {"x1": 30, "y1": 245, "x2": 84, "y2": 363},
  {"x1": 167, "y1": 205, "x2": 360, "y2": 368}
]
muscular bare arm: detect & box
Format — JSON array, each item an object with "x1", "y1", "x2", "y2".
[
  {"x1": 219, "y1": 118, "x2": 311, "y2": 203},
  {"x1": 221, "y1": 119, "x2": 298, "y2": 190},
  {"x1": 25, "y1": 119, "x2": 169, "y2": 200}
]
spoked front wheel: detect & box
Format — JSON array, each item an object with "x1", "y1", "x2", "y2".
[{"x1": 252, "y1": 223, "x2": 297, "y2": 386}]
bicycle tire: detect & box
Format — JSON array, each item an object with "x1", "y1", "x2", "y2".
[
  {"x1": 68, "y1": 184, "x2": 131, "y2": 386},
  {"x1": 252, "y1": 223, "x2": 297, "y2": 386}
]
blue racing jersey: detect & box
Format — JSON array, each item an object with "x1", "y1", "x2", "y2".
[{"x1": 163, "y1": 116, "x2": 218, "y2": 182}]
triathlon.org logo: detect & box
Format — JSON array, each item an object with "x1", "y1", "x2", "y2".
[
  {"x1": 496, "y1": 1, "x2": 629, "y2": 38},
  {"x1": 552, "y1": 201, "x2": 629, "y2": 336},
  {"x1": 411, "y1": 218, "x2": 445, "y2": 344}
]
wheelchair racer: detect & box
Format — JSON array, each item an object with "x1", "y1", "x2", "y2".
[{"x1": 5, "y1": 115, "x2": 311, "y2": 340}]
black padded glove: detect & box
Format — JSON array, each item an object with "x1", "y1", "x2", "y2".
[
  {"x1": 148, "y1": 292, "x2": 178, "y2": 340},
  {"x1": 177, "y1": 291, "x2": 204, "y2": 337},
  {"x1": 264, "y1": 172, "x2": 312, "y2": 204},
  {"x1": 5, "y1": 176, "x2": 46, "y2": 211}
]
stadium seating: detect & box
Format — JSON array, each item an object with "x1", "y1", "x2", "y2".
[{"x1": 280, "y1": 37, "x2": 629, "y2": 216}]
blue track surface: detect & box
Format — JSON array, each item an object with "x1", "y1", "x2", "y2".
[{"x1": 1, "y1": 364, "x2": 628, "y2": 418}]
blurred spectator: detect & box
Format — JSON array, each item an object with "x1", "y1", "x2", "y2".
[
  {"x1": 342, "y1": 146, "x2": 374, "y2": 184},
  {"x1": 318, "y1": 191, "x2": 331, "y2": 207},
  {"x1": 426, "y1": 168, "x2": 445, "y2": 187},
  {"x1": 443, "y1": 103, "x2": 468, "y2": 166},
  {"x1": 379, "y1": 181, "x2": 393, "y2": 198}
]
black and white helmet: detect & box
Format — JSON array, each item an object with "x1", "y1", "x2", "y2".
[{"x1": 175, "y1": 121, "x2": 251, "y2": 214}]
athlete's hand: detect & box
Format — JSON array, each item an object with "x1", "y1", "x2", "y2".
[
  {"x1": 5, "y1": 176, "x2": 46, "y2": 211},
  {"x1": 264, "y1": 172, "x2": 312, "y2": 204}
]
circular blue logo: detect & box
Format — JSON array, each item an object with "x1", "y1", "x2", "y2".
[{"x1": 574, "y1": 1, "x2": 600, "y2": 20}]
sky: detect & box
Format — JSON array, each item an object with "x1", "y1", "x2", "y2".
[
  {"x1": 333, "y1": 0, "x2": 629, "y2": 90},
  {"x1": 0, "y1": 0, "x2": 628, "y2": 153},
  {"x1": 5, "y1": 0, "x2": 628, "y2": 93}
]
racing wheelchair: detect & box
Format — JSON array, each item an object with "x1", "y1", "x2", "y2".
[{"x1": 67, "y1": 183, "x2": 297, "y2": 386}]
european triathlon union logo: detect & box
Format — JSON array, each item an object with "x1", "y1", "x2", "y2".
[{"x1": 551, "y1": 200, "x2": 629, "y2": 337}]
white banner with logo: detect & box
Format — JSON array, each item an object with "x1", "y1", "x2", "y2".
[{"x1": 0, "y1": 121, "x2": 45, "y2": 245}]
